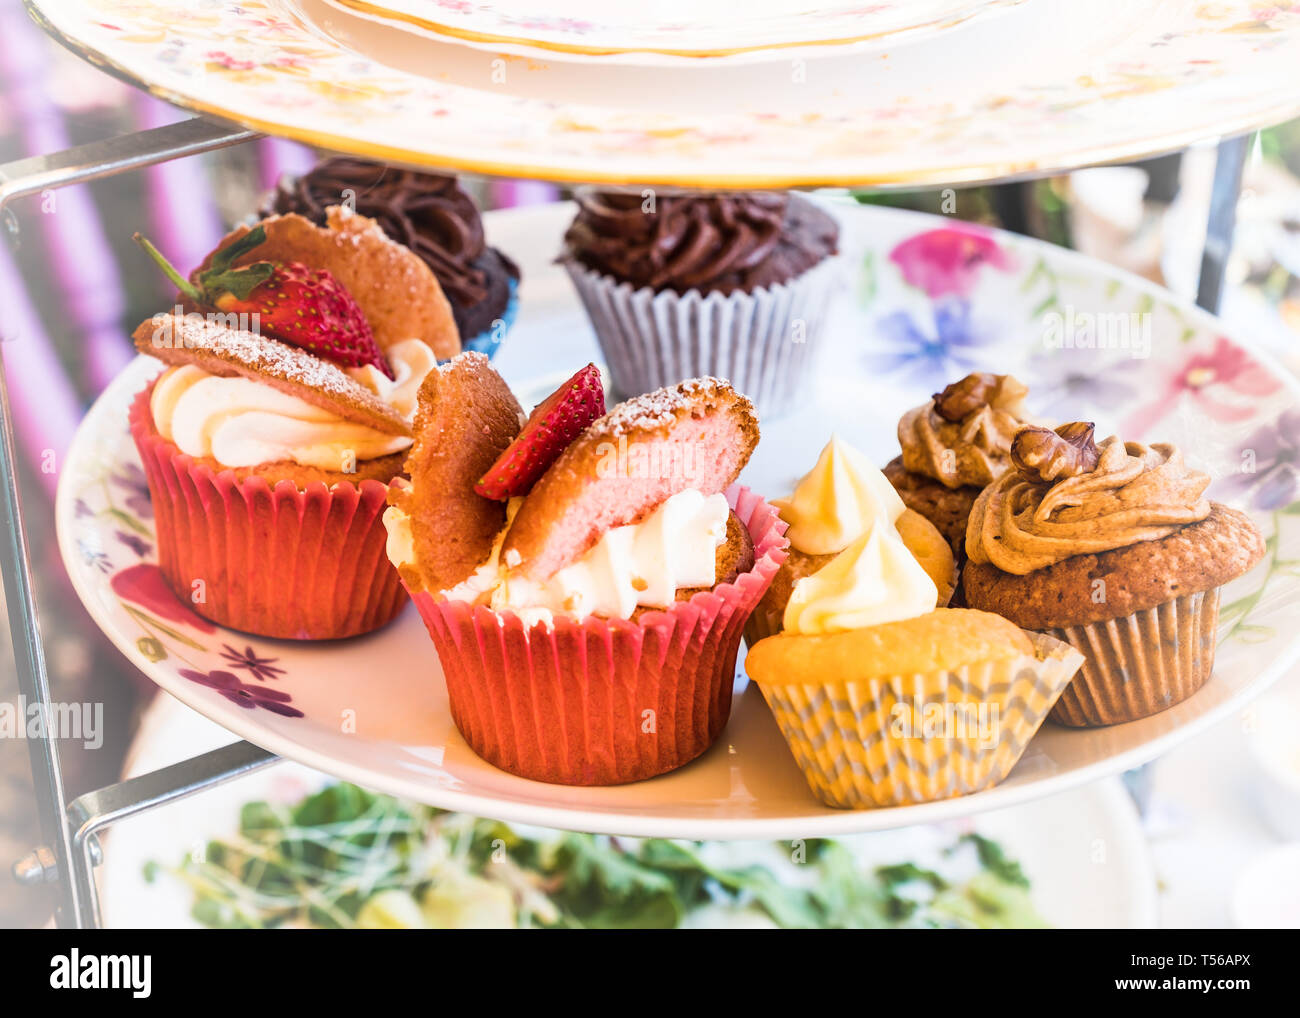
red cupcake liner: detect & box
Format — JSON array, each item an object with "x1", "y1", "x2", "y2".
[
  {"x1": 410, "y1": 485, "x2": 789, "y2": 785},
  {"x1": 128, "y1": 384, "x2": 407, "y2": 640}
]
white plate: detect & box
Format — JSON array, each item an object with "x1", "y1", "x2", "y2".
[
  {"x1": 27, "y1": 0, "x2": 1300, "y2": 188},
  {"x1": 99, "y1": 693, "x2": 1157, "y2": 928},
  {"x1": 57, "y1": 201, "x2": 1300, "y2": 839},
  {"x1": 327, "y1": 0, "x2": 1027, "y2": 63}
]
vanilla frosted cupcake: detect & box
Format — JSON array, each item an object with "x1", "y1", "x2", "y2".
[
  {"x1": 884, "y1": 373, "x2": 1036, "y2": 550},
  {"x1": 745, "y1": 436, "x2": 954, "y2": 644}
]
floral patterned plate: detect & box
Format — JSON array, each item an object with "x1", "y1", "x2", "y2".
[
  {"x1": 26, "y1": 0, "x2": 1300, "y2": 188},
  {"x1": 57, "y1": 202, "x2": 1300, "y2": 838},
  {"x1": 329, "y1": 0, "x2": 1026, "y2": 62}
]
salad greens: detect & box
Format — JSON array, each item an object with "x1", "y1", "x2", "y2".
[{"x1": 146, "y1": 783, "x2": 1046, "y2": 929}]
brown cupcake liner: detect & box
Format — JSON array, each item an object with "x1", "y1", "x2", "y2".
[
  {"x1": 128, "y1": 384, "x2": 408, "y2": 640},
  {"x1": 1047, "y1": 588, "x2": 1221, "y2": 727}
]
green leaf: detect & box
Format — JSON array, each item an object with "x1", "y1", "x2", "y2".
[
  {"x1": 957, "y1": 833, "x2": 1030, "y2": 889},
  {"x1": 106, "y1": 507, "x2": 150, "y2": 536}
]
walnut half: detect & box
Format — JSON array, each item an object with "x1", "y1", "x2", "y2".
[
  {"x1": 933, "y1": 372, "x2": 1011, "y2": 422},
  {"x1": 1011, "y1": 421, "x2": 1100, "y2": 483}
]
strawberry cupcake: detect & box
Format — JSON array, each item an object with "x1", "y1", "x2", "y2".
[
  {"x1": 385, "y1": 356, "x2": 787, "y2": 785},
  {"x1": 128, "y1": 208, "x2": 455, "y2": 639}
]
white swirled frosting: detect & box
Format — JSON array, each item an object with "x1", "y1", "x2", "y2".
[
  {"x1": 385, "y1": 489, "x2": 730, "y2": 624},
  {"x1": 149, "y1": 338, "x2": 436, "y2": 470}
]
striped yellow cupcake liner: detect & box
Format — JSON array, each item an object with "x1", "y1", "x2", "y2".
[{"x1": 752, "y1": 632, "x2": 1084, "y2": 809}]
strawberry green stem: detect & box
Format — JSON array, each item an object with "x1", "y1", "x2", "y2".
[{"x1": 133, "y1": 232, "x2": 202, "y2": 303}]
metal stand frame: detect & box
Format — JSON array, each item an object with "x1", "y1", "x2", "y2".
[{"x1": 0, "y1": 117, "x2": 1253, "y2": 928}]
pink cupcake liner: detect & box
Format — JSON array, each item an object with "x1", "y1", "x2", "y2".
[
  {"x1": 410, "y1": 485, "x2": 789, "y2": 785},
  {"x1": 128, "y1": 384, "x2": 408, "y2": 640}
]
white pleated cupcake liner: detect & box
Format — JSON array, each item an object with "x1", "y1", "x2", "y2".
[
  {"x1": 1047, "y1": 588, "x2": 1221, "y2": 727},
  {"x1": 564, "y1": 256, "x2": 840, "y2": 419}
]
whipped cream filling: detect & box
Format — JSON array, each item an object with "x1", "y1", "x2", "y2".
[
  {"x1": 385, "y1": 489, "x2": 731, "y2": 624},
  {"x1": 150, "y1": 338, "x2": 435, "y2": 471}
]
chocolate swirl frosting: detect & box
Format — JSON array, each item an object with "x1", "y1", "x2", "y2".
[
  {"x1": 563, "y1": 190, "x2": 837, "y2": 294},
  {"x1": 899, "y1": 374, "x2": 1031, "y2": 489},
  {"x1": 965, "y1": 435, "x2": 1212, "y2": 575},
  {"x1": 264, "y1": 158, "x2": 519, "y2": 336}
]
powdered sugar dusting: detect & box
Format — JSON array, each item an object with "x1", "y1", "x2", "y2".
[
  {"x1": 596, "y1": 376, "x2": 742, "y2": 439},
  {"x1": 137, "y1": 313, "x2": 407, "y2": 432}
]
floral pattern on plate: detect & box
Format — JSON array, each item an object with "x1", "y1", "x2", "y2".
[{"x1": 26, "y1": 0, "x2": 1300, "y2": 187}]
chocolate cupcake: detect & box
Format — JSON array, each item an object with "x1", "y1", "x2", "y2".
[
  {"x1": 264, "y1": 157, "x2": 519, "y2": 357},
  {"x1": 884, "y1": 372, "x2": 1036, "y2": 552},
  {"x1": 561, "y1": 189, "x2": 840, "y2": 418},
  {"x1": 962, "y1": 422, "x2": 1266, "y2": 727}
]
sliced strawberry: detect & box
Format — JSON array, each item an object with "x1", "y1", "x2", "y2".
[
  {"x1": 134, "y1": 227, "x2": 393, "y2": 379},
  {"x1": 475, "y1": 364, "x2": 605, "y2": 501}
]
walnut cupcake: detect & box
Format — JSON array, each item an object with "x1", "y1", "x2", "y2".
[
  {"x1": 963, "y1": 422, "x2": 1266, "y2": 727},
  {"x1": 561, "y1": 189, "x2": 840, "y2": 418},
  {"x1": 884, "y1": 372, "x2": 1037, "y2": 551}
]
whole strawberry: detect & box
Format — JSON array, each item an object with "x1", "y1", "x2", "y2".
[
  {"x1": 134, "y1": 226, "x2": 393, "y2": 379},
  {"x1": 476, "y1": 363, "x2": 606, "y2": 501}
]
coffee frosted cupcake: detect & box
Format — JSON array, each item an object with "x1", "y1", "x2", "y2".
[
  {"x1": 265, "y1": 157, "x2": 520, "y2": 357},
  {"x1": 884, "y1": 372, "x2": 1036, "y2": 551},
  {"x1": 963, "y1": 422, "x2": 1266, "y2": 726},
  {"x1": 745, "y1": 435, "x2": 954, "y2": 645},
  {"x1": 561, "y1": 190, "x2": 840, "y2": 417}
]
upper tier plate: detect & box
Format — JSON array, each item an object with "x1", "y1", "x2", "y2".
[
  {"x1": 56, "y1": 200, "x2": 1300, "y2": 839},
  {"x1": 326, "y1": 0, "x2": 1028, "y2": 62},
  {"x1": 26, "y1": 0, "x2": 1300, "y2": 188}
]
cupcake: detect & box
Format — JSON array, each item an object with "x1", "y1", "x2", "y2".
[
  {"x1": 963, "y1": 421, "x2": 1267, "y2": 726},
  {"x1": 385, "y1": 357, "x2": 786, "y2": 785},
  {"x1": 561, "y1": 189, "x2": 840, "y2": 418},
  {"x1": 264, "y1": 156, "x2": 520, "y2": 358},
  {"x1": 128, "y1": 207, "x2": 453, "y2": 638},
  {"x1": 883, "y1": 372, "x2": 1037, "y2": 552},
  {"x1": 746, "y1": 605, "x2": 1083, "y2": 808},
  {"x1": 745, "y1": 435, "x2": 955, "y2": 645}
]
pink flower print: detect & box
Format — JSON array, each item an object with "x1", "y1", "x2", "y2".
[
  {"x1": 206, "y1": 51, "x2": 257, "y2": 72},
  {"x1": 111, "y1": 563, "x2": 215, "y2": 633},
  {"x1": 889, "y1": 227, "x2": 1014, "y2": 299},
  {"x1": 1123, "y1": 336, "x2": 1282, "y2": 438}
]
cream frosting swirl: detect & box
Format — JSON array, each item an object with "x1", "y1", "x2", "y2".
[
  {"x1": 773, "y1": 435, "x2": 906, "y2": 555},
  {"x1": 783, "y1": 523, "x2": 938, "y2": 635},
  {"x1": 965, "y1": 436, "x2": 1211, "y2": 575},
  {"x1": 384, "y1": 489, "x2": 730, "y2": 624},
  {"x1": 899, "y1": 376, "x2": 1030, "y2": 489},
  {"x1": 150, "y1": 339, "x2": 436, "y2": 471}
]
